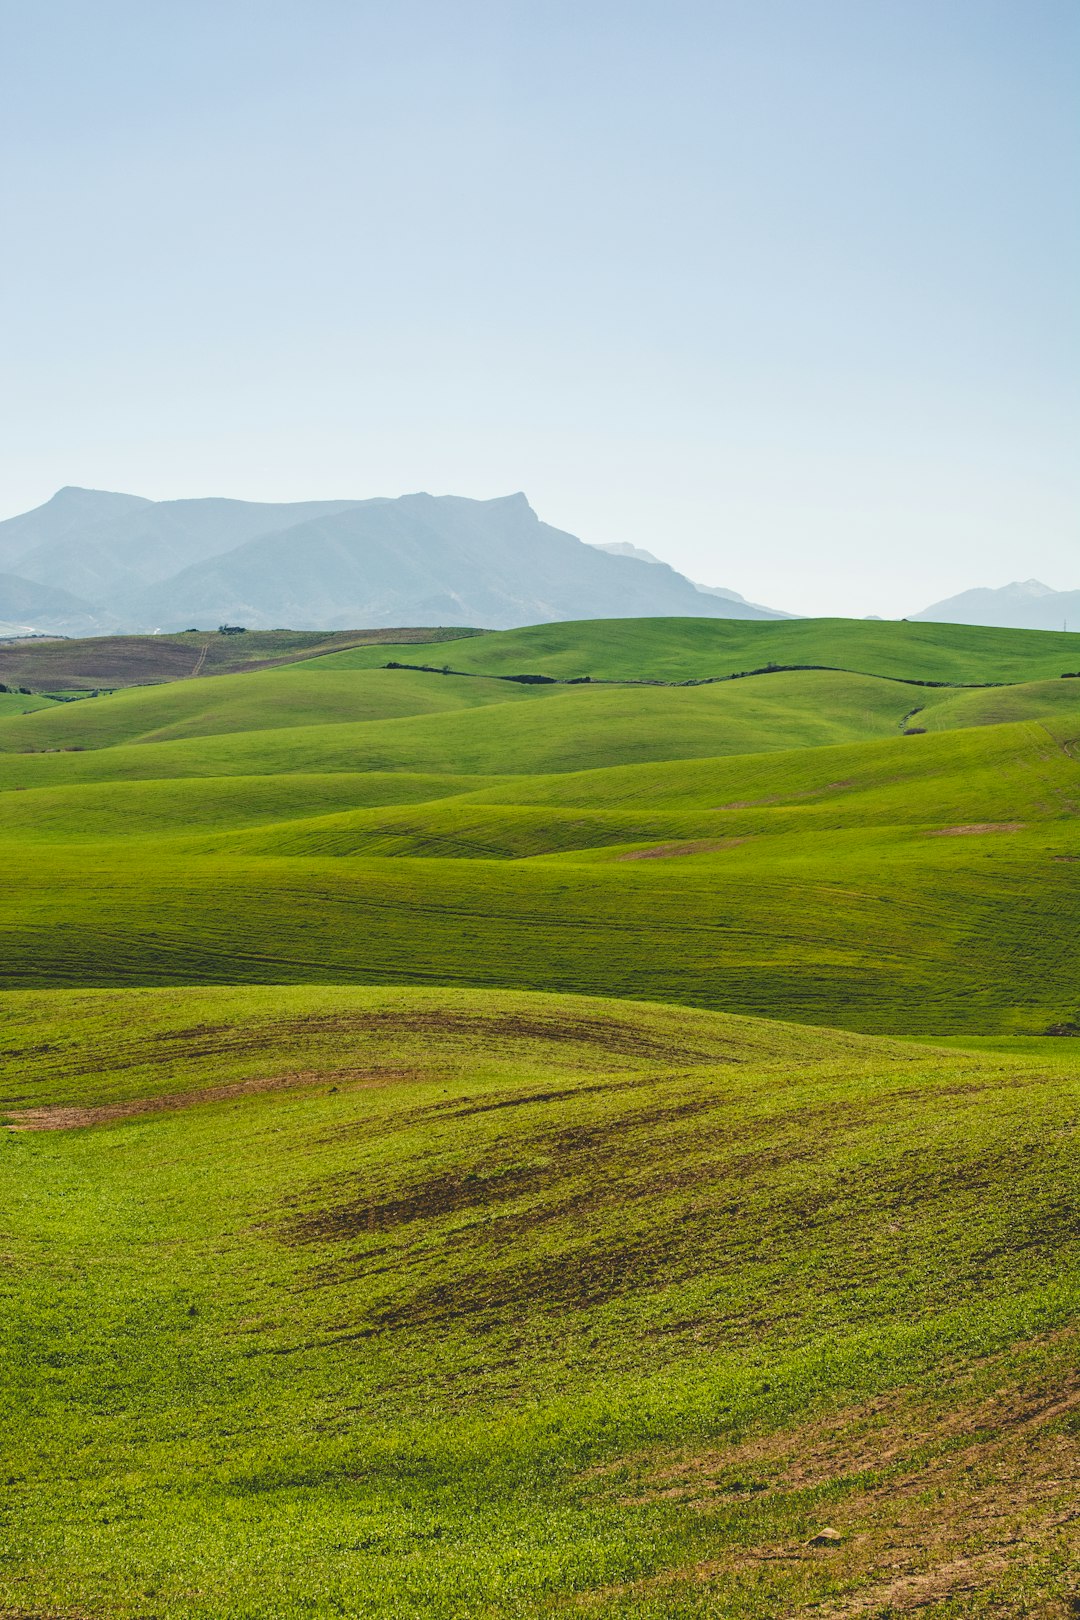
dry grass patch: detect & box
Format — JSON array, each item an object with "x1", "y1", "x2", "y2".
[
  {"x1": 617, "y1": 838, "x2": 749, "y2": 860},
  {"x1": 927, "y1": 823, "x2": 1026, "y2": 836},
  {"x1": 584, "y1": 1330, "x2": 1080, "y2": 1615},
  {"x1": 3, "y1": 1066, "x2": 412, "y2": 1130}
]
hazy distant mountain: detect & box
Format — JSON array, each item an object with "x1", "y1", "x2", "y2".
[
  {"x1": 693, "y1": 582, "x2": 792, "y2": 615},
  {"x1": 592, "y1": 541, "x2": 789, "y2": 617},
  {"x1": 593, "y1": 540, "x2": 667, "y2": 566},
  {"x1": 0, "y1": 487, "x2": 789, "y2": 633},
  {"x1": 0, "y1": 487, "x2": 151, "y2": 569},
  {"x1": 1, "y1": 488, "x2": 358, "y2": 604},
  {"x1": 0, "y1": 571, "x2": 114, "y2": 638},
  {"x1": 913, "y1": 579, "x2": 1080, "y2": 632}
]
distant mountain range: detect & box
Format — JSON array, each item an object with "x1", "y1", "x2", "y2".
[
  {"x1": 913, "y1": 579, "x2": 1080, "y2": 633},
  {"x1": 592, "y1": 542, "x2": 792, "y2": 616},
  {"x1": 2, "y1": 488, "x2": 1071, "y2": 637},
  {"x1": 0, "y1": 487, "x2": 789, "y2": 636}
]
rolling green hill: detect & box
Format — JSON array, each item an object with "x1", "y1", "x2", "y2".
[
  {"x1": 0, "y1": 665, "x2": 946, "y2": 773},
  {"x1": 2, "y1": 617, "x2": 1079, "y2": 1617},
  {"x1": 0, "y1": 665, "x2": 549, "y2": 753},
  {"x1": 0, "y1": 646, "x2": 1076, "y2": 1034},
  {"x1": 0, "y1": 688, "x2": 55, "y2": 717},
  {"x1": 2, "y1": 986, "x2": 1078, "y2": 1619},
  {"x1": 311, "y1": 614, "x2": 1080, "y2": 685}
]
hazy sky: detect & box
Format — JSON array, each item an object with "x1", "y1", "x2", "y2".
[{"x1": 1, "y1": 0, "x2": 1076, "y2": 617}]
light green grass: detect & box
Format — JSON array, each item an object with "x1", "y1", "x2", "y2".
[
  {"x1": 0, "y1": 690, "x2": 55, "y2": 717},
  {"x1": 3, "y1": 813, "x2": 1078, "y2": 1033},
  {"x1": 1, "y1": 984, "x2": 1078, "y2": 1619},
  {"x1": 310, "y1": 615, "x2": 1080, "y2": 685},
  {"x1": 0, "y1": 771, "x2": 508, "y2": 842},
  {"x1": 0, "y1": 666, "x2": 549, "y2": 754},
  {"x1": 0, "y1": 666, "x2": 1004, "y2": 788},
  {"x1": 915, "y1": 674, "x2": 1080, "y2": 731},
  {"x1": 2, "y1": 712, "x2": 1076, "y2": 1034},
  {"x1": 4, "y1": 618, "x2": 1079, "y2": 1617}
]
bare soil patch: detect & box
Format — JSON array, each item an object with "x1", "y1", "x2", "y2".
[
  {"x1": 279, "y1": 1008, "x2": 725, "y2": 1064},
  {"x1": 617, "y1": 838, "x2": 748, "y2": 860},
  {"x1": 0, "y1": 627, "x2": 476, "y2": 691},
  {"x1": 3, "y1": 1066, "x2": 412, "y2": 1131},
  {"x1": 927, "y1": 823, "x2": 1025, "y2": 836}
]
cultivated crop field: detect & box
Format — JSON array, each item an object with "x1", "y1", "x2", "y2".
[{"x1": 2, "y1": 617, "x2": 1078, "y2": 1618}]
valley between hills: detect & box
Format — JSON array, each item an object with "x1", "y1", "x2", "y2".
[{"x1": 2, "y1": 614, "x2": 1079, "y2": 1619}]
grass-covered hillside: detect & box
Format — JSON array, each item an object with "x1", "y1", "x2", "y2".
[
  {"x1": 0, "y1": 688, "x2": 55, "y2": 717},
  {"x1": 311, "y1": 614, "x2": 1080, "y2": 685},
  {"x1": 1, "y1": 623, "x2": 1077, "y2": 1034},
  {"x1": 3, "y1": 986, "x2": 1079, "y2": 1619},
  {"x1": 2, "y1": 616, "x2": 1078, "y2": 1617}
]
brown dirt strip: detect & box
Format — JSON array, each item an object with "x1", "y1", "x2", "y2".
[
  {"x1": 927, "y1": 822, "x2": 1025, "y2": 836},
  {"x1": 3, "y1": 1066, "x2": 415, "y2": 1131},
  {"x1": 0, "y1": 1610, "x2": 98, "y2": 1619},
  {"x1": 617, "y1": 838, "x2": 748, "y2": 860}
]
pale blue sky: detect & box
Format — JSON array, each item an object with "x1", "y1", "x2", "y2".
[{"x1": 1, "y1": 0, "x2": 1076, "y2": 615}]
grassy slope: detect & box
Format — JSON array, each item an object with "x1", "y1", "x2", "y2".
[
  {"x1": 2, "y1": 985, "x2": 1078, "y2": 1620},
  {"x1": 3, "y1": 619, "x2": 1079, "y2": 1618},
  {"x1": 0, "y1": 771, "x2": 509, "y2": 842},
  {"x1": 9, "y1": 661, "x2": 1076, "y2": 784},
  {"x1": 916, "y1": 675, "x2": 1080, "y2": 731},
  {"x1": 0, "y1": 666, "x2": 551, "y2": 753},
  {"x1": 1, "y1": 662, "x2": 1077, "y2": 1032},
  {"x1": 0, "y1": 690, "x2": 55, "y2": 717},
  {"x1": 6, "y1": 618, "x2": 1078, "y2": 696},
  {"x1": 311, "y1": 615, "x2": 1080, "y2": 684},
  {"x1": 3, "y1": 798, "x2": 1078, "y2": 1035},
  {"x1": 0, "y1": 669, "x2": 937, "y2": 786}
]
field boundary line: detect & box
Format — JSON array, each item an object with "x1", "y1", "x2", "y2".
[{"x1": 382, "y1": 659, "x2": 1030, "y2": 693}]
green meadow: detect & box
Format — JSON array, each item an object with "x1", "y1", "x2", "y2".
[
  {"x1": 310, "y1": 614, "x2": 1080, "y2": 684},
  {"x1": 0, "y1": 690, "x2": 54, "y2": 718},
  {"x1": 2, "y1": 617, "x2": 1079, "y2": 1617}
]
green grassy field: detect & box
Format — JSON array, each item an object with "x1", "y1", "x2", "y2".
[
  {"x1": 0, "y1": 689, "x2": 56, "y2": 717},
  {"x1": 311, "y1": 615, "x2": 1080, "y2": 685},
  {"x1": 3, "y1": 986, "x2": 1079, "y2": 1619},
  {"x1": 2, "y1": 617, "x2": 1078, "y2": 1617}
]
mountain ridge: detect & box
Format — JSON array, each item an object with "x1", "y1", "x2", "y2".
[
  {"x1": 0, "y1": 488, "x2": 787, "y2": 634},
  {"x1": 914, "y1": 578, "x2": 1080, "y2": 632},
  {"x1": 591, "y1": 539, "x2": 792, "y2": 616}
]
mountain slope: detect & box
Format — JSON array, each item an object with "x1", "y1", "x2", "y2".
[
  {"x1": 0, "y1": 572, "x2": 112, "y2": 637},
  {"x1": 125, "y1": 492, "x2": 780, "y2": 630},
  {"x1": 10, "y1": 494, "x2": 360, "y2": 604},
  {"x1": 915, "y1": 578, "x2": 1080, "y2": 631},
  {"x1": 592, "y1": 540, "x2": 790, "y2": 615},
  {"x1": 0, "y1": 488, "x2": 786, "y2": 633},
  {"x1": 0, "y1": 486, "x2": 151, "y2": 571}
]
